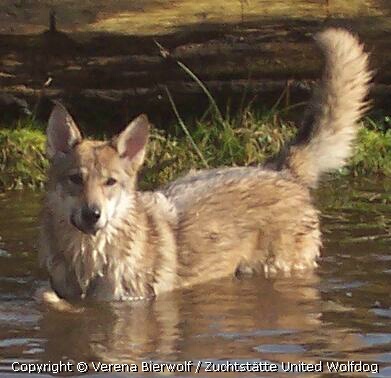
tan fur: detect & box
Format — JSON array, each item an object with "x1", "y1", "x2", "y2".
[
  {"x1": 39, "y1": 28, "x2": 371, "y2": 303},
  {"x1": 269, "y1": 28, "x2": 372, "y2": 188},
  {"x1": 162, "y1": 168, "x2": 322, "y2": 285},
  {"x1": 40, "y1": 187, "x2": 178, "y2": 300},
  {"x1": 162, "y1": 28, "x2": 370, "y2": 282},
  {"x1": 40, "y1": 111, "x2": 178, "y2": 301}
]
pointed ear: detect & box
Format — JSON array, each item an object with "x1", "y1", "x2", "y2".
[
  {"x1": 46, "y1": 103, "x2": 82, "y2": 159},
  {"x1": 115, "y1": 114, "x2": 150, "y2": 171}
]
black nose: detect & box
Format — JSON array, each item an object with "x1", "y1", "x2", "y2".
[{"x1": 81, "y1": 205, "x2": 101, "y2": 225}]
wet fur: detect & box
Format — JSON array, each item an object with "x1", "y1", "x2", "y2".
[
  {"x1": 40, "y1": 120, "x2": 178, "y2": 301},
  {"x1": 40, "y1": 28, "x2": 371, "y2": 302}
]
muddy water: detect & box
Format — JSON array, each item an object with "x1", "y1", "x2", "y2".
[{"x1": 0, "y1": 178, "x2": 390, "y2": 377}]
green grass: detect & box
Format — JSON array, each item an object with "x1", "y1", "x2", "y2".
[
  {"x1": 141, "y1": 107, "x2": 297, "y2": 188},
  {"x1": 0, "y1": 112, "x2": 389, "y2": 191},
  {"x1": 349, "y1": 126, "x2": 391, "y2": 177},
  {"x1": 0, "y1": 119, "x2": 48, "y2": 190}
]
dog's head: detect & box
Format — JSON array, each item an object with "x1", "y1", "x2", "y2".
[{"x1": 46, "y1": 103, "x2": 150, "y2": 235}]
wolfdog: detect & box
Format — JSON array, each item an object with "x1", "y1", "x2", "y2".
[{"x1": 39, "y1": 29, "x2": 371, "y2": 303}]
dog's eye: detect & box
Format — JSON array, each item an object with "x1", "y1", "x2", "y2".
[
  {"x1": 105, "y1": 177, "x2": 117, "y2": 186},
  {"x1": 68, "y1": 173, "x2": 83, "y2": 185}
]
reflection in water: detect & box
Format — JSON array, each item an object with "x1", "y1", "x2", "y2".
[
  {"x1": 40, "y1": 294, "x2": 181, "y2": 363},
  {"x1": 38, "y1": 275, "x2": 321, "y2": 363},
  {"x1": 0, "y1": 178, "x2": 390, "y2": 377}
]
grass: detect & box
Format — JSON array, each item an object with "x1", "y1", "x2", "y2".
[
  {"x1": 0, "y1": 119, "x2": 48, "y2": 191},
  {"x1": 349, "y1": 125, "x2": 391, "y2": 177},
  {"x1": 0, "y1": 111, "x2": 389, "y2": 191},
  {"x1": 1, "y1": 52, "x2": 390, "y2": 190},
  {"x1": 141, "y1": 106, "x2": 297, "y2": 188}
]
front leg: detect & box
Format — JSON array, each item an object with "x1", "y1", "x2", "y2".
[
  {"x1": 43, "y1": 253, "x2": 84, "y2": 300},
  {"x1": 34, "y1": 283, "x2": 84, "y2": 313}
]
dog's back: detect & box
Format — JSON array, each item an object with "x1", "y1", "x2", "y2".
[{"x1": 163, "y1": 29, "x2": 371, "y2": 283}]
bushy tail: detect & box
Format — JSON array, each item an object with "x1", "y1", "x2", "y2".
[{"x1": 271, "y1": 28, "x2": 372, "y2": 188}]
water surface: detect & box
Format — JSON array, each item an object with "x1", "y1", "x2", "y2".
[{"x1": 0, "y1": 178, "x2": 390, "y2": 377}]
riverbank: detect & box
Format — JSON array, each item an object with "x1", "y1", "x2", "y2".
[
  {"x1": 2, "y1": 0, "x2": 391, "y2": 126},
  {"x1": 0, "y1": 111, "x2": 389, "y2": 191}
]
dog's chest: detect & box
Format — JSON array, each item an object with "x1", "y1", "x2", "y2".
[{"x1": 62, "y1": 228, "x2": 152, "y2": 300}]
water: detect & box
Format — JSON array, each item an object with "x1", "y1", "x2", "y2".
[{"x1": 0, "y1": 178, "x2": 390, "y2": 377}]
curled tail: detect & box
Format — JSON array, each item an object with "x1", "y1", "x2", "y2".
[{"x1": 272, "y1": 28, "x2": 372, "y2": 188}]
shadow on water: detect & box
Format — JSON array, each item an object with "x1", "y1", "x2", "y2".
[{"x1": 0, "y1": 177, "x2": 390, "y2": 376}]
